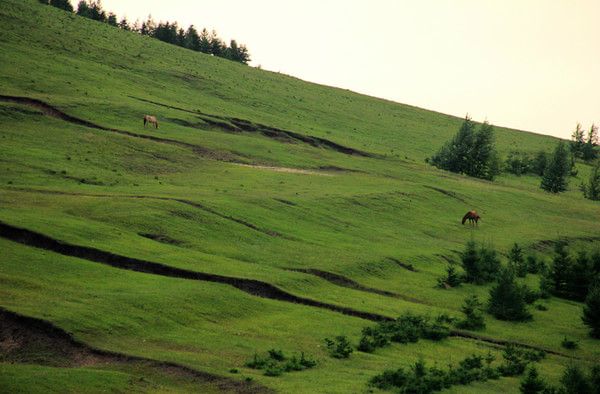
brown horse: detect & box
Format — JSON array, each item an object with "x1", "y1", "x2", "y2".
[
  {"x1": 143, "y1": 115, "x2": 159, "y2": 129},
  {"x1": 462, "y1": 210, "x2": 481, "y2": 226}
]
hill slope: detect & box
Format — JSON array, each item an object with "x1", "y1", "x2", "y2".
[{"x1": 1, "y1": 1, "x2": 599, "y2": 392}]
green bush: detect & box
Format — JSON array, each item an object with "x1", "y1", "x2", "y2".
[
  {"x1": 560, "y1": 337, "x2": 578, "y2": 349},
  {"x1": 324, "y1": 336, "x2": 353, "y2": 359}
]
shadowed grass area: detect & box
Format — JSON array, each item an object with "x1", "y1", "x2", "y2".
[{"x1": 1, "y1": 0, "x2": 599, "y2": 392}]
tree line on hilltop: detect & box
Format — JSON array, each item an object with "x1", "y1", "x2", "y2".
[
  {"x1": 39, "y1": 0, "x2": 251, "y2": 64},
  {"x1": 428, "y1": 116, "x2": 599, "y2": 199}
]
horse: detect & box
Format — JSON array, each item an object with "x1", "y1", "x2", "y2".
[
  {"x1": 462, "y1": 210, "x2": 481, "y2": 226},
  {"x1": 143, "y1": 115, "x2": 159, "y2": 129}
]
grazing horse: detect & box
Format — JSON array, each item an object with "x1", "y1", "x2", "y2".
[
  {"x1": 143, "y1": 115, "x2": 159, "y2": 129},
  {"x1": 462, "y1": 210, "x2": 481, "y2": 226}
]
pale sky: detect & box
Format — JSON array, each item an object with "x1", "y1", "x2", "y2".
[{"x1": 83, "y1": 1, "x2": 600, "y2": 139}]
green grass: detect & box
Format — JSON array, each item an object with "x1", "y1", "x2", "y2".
[{"x1": 1, "y1": 1, "x2": 599, "y2": 392}]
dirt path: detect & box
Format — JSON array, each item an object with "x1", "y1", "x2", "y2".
[
  {"x1": 287, "y1": 268, "x2": 427, "y2": 304},
  {"x1": 0, "y1": 220, "x2": 579, "y2": 359},
  {"x1": 0, "y1": 307, "x2": 272, "y2": 393},
  {"x1": 130, "y1": 96, "x2": 377, "y2": 158},
  {"x1": 0, "y1": 95, "x2": 342, "y2": 176}
]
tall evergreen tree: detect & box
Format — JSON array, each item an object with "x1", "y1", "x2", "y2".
[
  {"x1": 581, "y1": 160, "x2": 600, "y2": 201},
  {"x1": 488, "y1": 268, "x2": 531, "y2": 321},
  {"x1": 118, "y1": 17, "x2": 130, "y2": 30},
  {"x1": 582, "y1": 124, "x2": 598, "y2": 161},
  {"x1": 184, "y1": 25, "x2": 200, "y2": 51},
  {"x1": 76, "y1": 0, "x2": 91, "y2": 18},
  {"x1": 430, "y1": 116, "x2": 499, "y2": 180},
  {"x1": 209, "y1": 30, "x2": 226, "y2": 56},
  {"x1": 49, "y1": 0, "x2": 74, "y2": 12},
  {"x1": 198, "y1": 28, "x2": 211, "y2": 53},
  {"x1": 107, "y1": 12, "x2": 117, "y2": 26},
  {"x1": 541, "y1": 141, "x2": 570, "y2": 193},
  {"x1": 509, "y1": 243, "x2": 527, "y2": 277},
  {"x1": 520, "y1": 366, "x2": 546, "y2": 394},
  {"x1": 582, "y1": 277, "x2": 600, "y2": 338},
  {"x1": 560, "y1": 365, "x2": 592, "y2": 394},
  {"x1": 461, "y1": 240, "x2": 480, "y2": 283},
  {"x1": 550, "y1": 241, "x2": 571, "y2": 296},
  {"x1": 571, "y1": 123, "x2": 586, "y2": 157},
  {"x1": 532, "y1": 150, "x2": 548, "y2": 176}
]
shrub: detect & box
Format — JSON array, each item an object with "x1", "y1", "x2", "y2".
[
  {"x1": 324, "y1": 336, "x2": 353, "y2": 359},
  {"x1": 358, "y1": 313, "x2": 451, "y2": 353},
  {"x1": 509, "y1": 243, "x2": 527, "y2": 277},
  {"x1": 534, "y1": 303, "x2": 548, "y2": 311},
  {"x1": 263, "y1": 361, "x2": 283, "y2": 377},
  {"x1": 561, "y1": 337, "x2": 578, "y2": 349},
  {"x1": 437, "y1": 264, "x2": 462, "y2": 288},
  {"x1": 498, "y1": 345, "x2": 545, "y2": 377},
  {"x1": 267, "y1": 348, "x2": 285, "y2": 361},
  {"x1": 245, "y1": 353, "x2": 269, "y2": 369}
]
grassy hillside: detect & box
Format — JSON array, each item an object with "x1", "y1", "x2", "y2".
[{"x1": 1, "y1": 1, "x2": 598, "y2": 393}]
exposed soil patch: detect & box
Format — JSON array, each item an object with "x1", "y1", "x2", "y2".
[
  {"x1": 273, "y1": 198, "x2": 296, "y2": 206},
  {"x1": 385, "y1": 257, "x2": 418, "y2": 272},
  {"x1": 0, "y1": 308, "x2": 272, "y2": 393},
  {"x1": 424, "y1": 186, "x2": 468, "y2": 204},
  {"x1": 130, "y1": 96, "x2": 376, "y2": 158},
  {"x1": 236, "y1": 163, "x2": 333, "y2": 176},
  {"x1": 0, "y1": 221, "x2": 578, "y2": 359},
  {"x1": 0, "y1": 221, "x2": 388, "y2": 323},
  {"x1": 288, "y1": 268, "x2": 426, "y2": 304},
  {"x1": 138, "y1": 232, "x2": 184, "y2": 246},
  {"x1": 0, "y1": 95, "x2": 241, "y2": 163}
]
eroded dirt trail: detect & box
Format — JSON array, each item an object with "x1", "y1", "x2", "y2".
[{"x1": 0, "y1": 308, "x2": 273, "y2": 393}]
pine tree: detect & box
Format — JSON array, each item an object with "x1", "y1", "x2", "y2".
[
  {"x1": 457, "y1": 295, "x2": 486, "y2": 330},
  {"x1": 184, "y1": 25, "x2": 200, "y2": 51},
  {"x1": 582, "y1": 277, "x2": 600, "y2": 338},
  {"x1": 118, "y1": 17, "x2": 130, "y2": 30},
  {"x1": 550, "y1": 242, "x2": 571, "y2": 296},
  {"x1": 461, "y1": 240, "x2": 480, "y2": 283},
  {"x1": 209, "y1": 30, "x2": 226, "y2": 56},
  {"x1": 107, "y1": 12, "x2": 117, "y2": 26},
  {"x1": 541, "y1": 141, "x2": 570, "y2": 193},
  {"x1": 532, "y1": 151, "x2": 548, "y2": 176},
  {"x1": 198, "y1": 28, "x2": 211, "y2": 53},
  {"x1": 568, "y1": 251, "x2": 591, "y2": 301},
  {"x1": 488, "y1": 268, "x2": 531, "y2": 321},
  {"x1": 520, "y1": 366, "x2": 546, "y2": 394},
  {"x1": 560, "y1": 365, "x2": 592, "y2": 394},
  {"x1": 509, "y1": 243, "x2": 527, "y2": 277},
  {"x1": 49, "y1": 0, "x2": 74, "y2": 12},
  {"x1": 582, "y1": 124, "x2": 598, "y2": 161},
  {"x1": 571, "y1": 123, "x2": 586, "y2": 157},
  {"x1": 581, "y1": 161, "x2": 600, "y2": 201},
  {"x1": 76, "y1": 0, "x2": 90, "y2": 18}
]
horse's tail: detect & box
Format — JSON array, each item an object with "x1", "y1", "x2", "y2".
[
  {"x1": 143, "y1": 116, "x2": 147, "y2": 126},
  {"x1": 462, "y1": 212, "x2": 470, "y2": 224},
  {"x1": 155, "y1": 120, "x2": 158, "y2": 129}
]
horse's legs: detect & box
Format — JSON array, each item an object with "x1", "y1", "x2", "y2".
[{"x1": 143, "y1": 118, "x2": 147, "y2": 127}]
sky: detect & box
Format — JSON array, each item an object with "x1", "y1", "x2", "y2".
[{"x1": 84, "y1": 1, "x2": 599, "y2": 139}]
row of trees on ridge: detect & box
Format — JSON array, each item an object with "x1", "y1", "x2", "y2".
[{"x1": 39, "y1": 0, "x2": 251, "y2": 64}]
